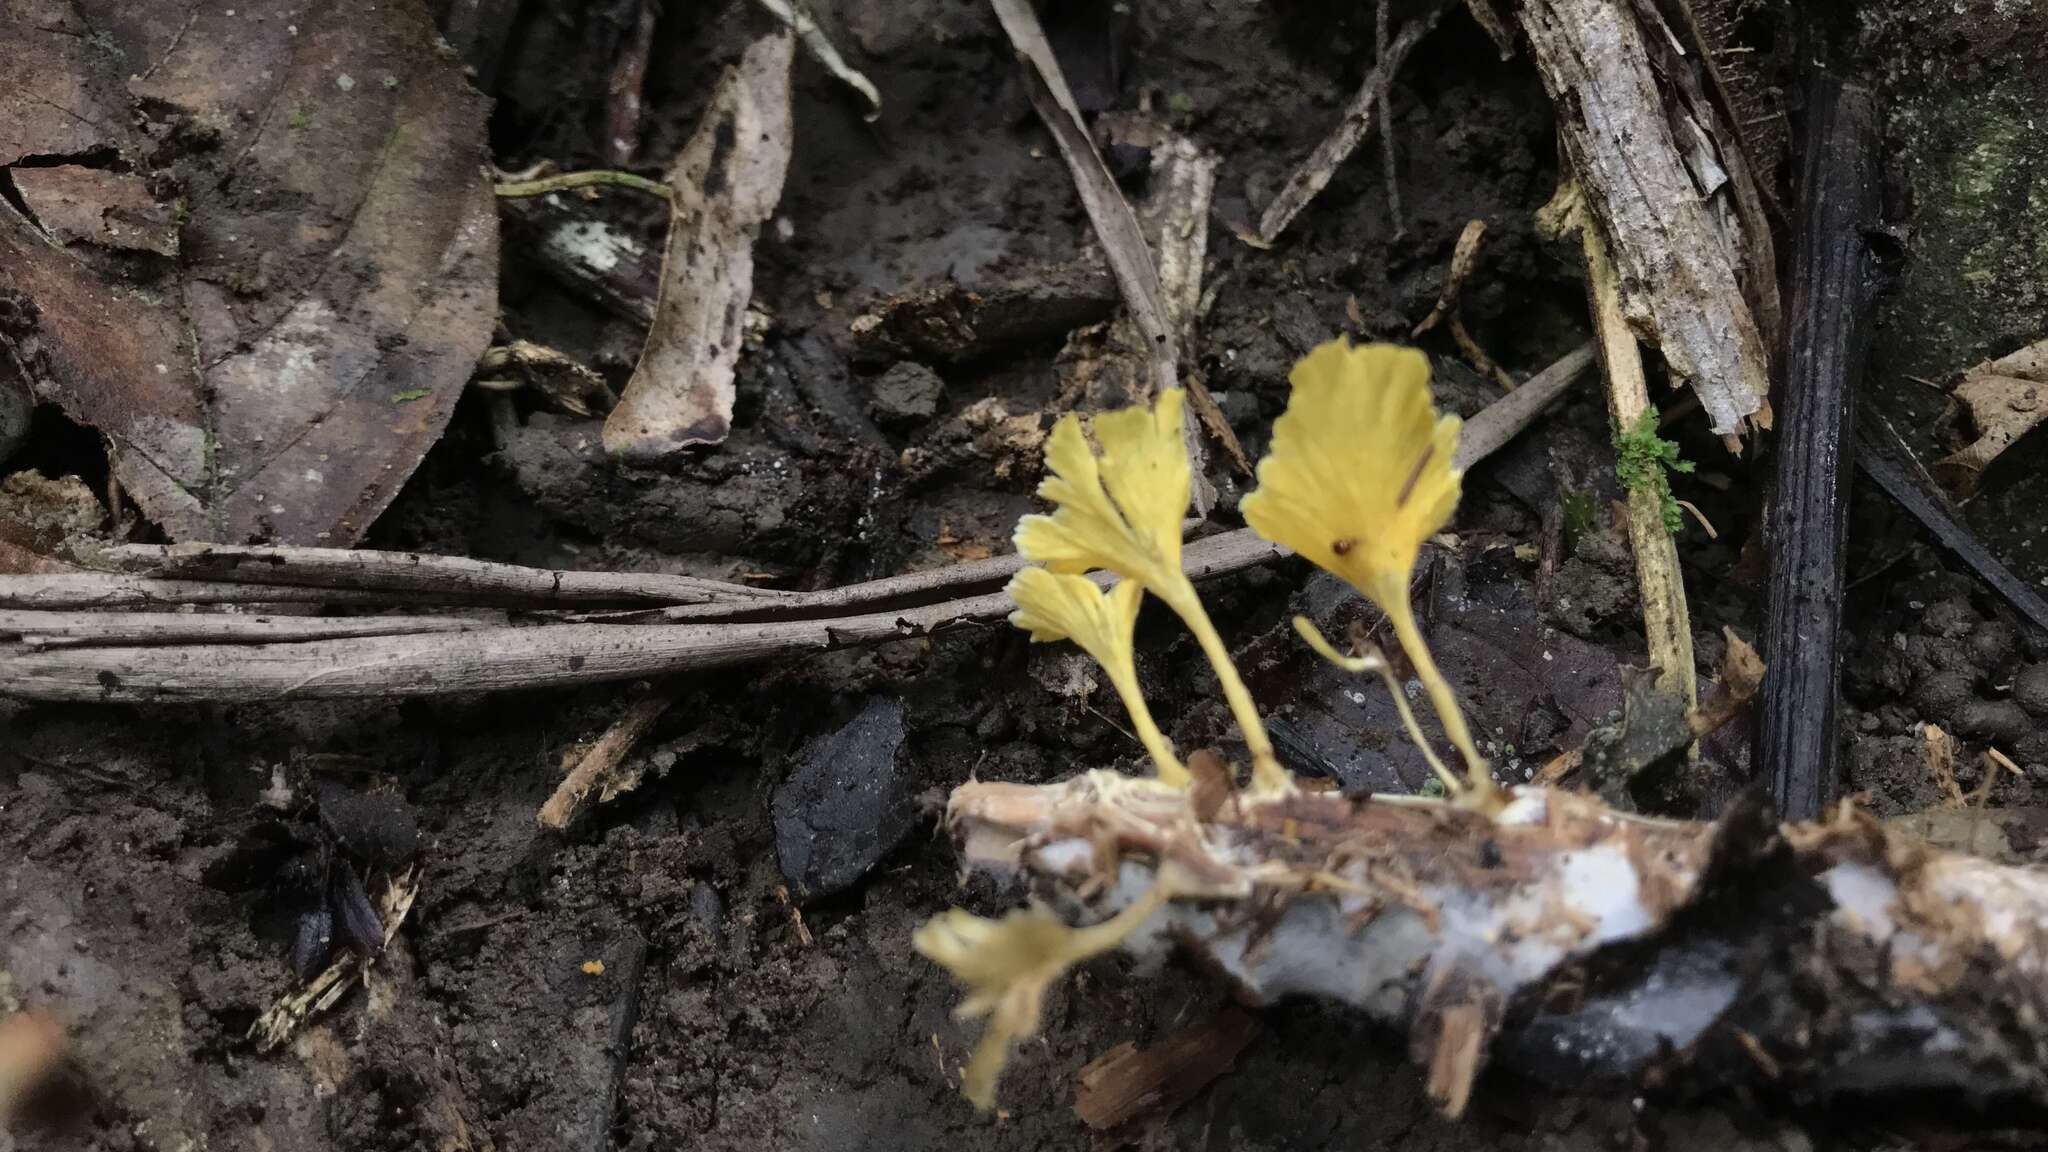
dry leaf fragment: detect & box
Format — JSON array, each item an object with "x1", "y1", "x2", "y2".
[
  {"x1": 603, "y1": 32, "x2": 795, "y2": 459},
  {"x1": 11, "y1": 167, "x2": 178, "y2": 256},
  {"x1": 1934, "y1": 339, "x2": 2048, "y2": 496},
  {"x1": 0, "y1": 0, "x2": 498, "y2": 545}
]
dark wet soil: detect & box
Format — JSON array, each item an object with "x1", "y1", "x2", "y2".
[{"x1": 8, "y1": 0, "x2": 2048, "y2": 1149}]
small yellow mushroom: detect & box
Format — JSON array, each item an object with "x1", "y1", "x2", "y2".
[
  {"x1": 1014, "y1": 391, "x2": 1288, "y2": 792},
  {"x1": 914, "y1": 887, "x2": 1168, "y2": 1110},
  {"x1": 1007, "y1": 569, "x2": 1186, "y2": 786},
  {"x1": 1015, "y1": 393, "x2": 1190, "y2": 585},
  {"x1": 1243, "y1": 340, "x2": 1494, "y2": 804}
]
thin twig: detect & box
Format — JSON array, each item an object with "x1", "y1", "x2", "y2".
[
  {"x1": 751, "y1": 0, "x2": 883, "y2": 120},
  {"x1": 603, "y1": 0, "x2": 659, "y2": 165},
  {"x1": 492, "y1": 170, "x2": 673, "y2": 200},
  {"x1": 989, "y1": 0, "x2": 1228, "y2": 512},
  {"x1": 1375, "y1": 0, "x2": 1403, "y2": 236},
  {"x1": 1250, "y1": 0, "x2": 1451, "y2": 246},
  {"x1": 1858, "y1": 424, "x2": 2048, "y2": 638},
  {"x1": 1410, "y1": 219, "x2": 1516, "y2": 390}
]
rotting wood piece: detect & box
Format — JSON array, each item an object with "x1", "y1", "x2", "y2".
[
  {"x1": 1073, "y1": 1007, "x2": 1260, "y2": 1130},
  {"x1": 941, "y1": 774, "x2": 2048, "y2": 1118},
  {"x1": 1517, "y1": 0, "x2": 1771, "y2": 443},
  {"x1": 537, "y1": 685, "x2": 681, "y2": 828},
  {"x1": 1756, "y1": 77, "x2": 1884, "y2": 824}
]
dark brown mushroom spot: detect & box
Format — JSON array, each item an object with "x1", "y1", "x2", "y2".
[{"x1": 1397, "y1": 442, "x2": 1436, "y2": 506}]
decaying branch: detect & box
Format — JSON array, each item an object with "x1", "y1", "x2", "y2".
[
  {"x1": 1517, "y1": 0, "x2": 1772, "y2": 444},
  {"x1": 943, "y1": 774, "x2": 2048, "y2": 1115},
  {"x1": 1757, "y1": 77, "x2": 1884, "y2": 823}
]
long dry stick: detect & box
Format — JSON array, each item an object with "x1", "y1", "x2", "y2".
[
  {"x1": 0, "y1": 347, "x2": 1592, "y2": 701},
  {"x1": 0, "y1": 610, "x2": 492, "y2": 649},
  {"x1": 101, "y1": 543, "x2": 778, "y2": 606}
]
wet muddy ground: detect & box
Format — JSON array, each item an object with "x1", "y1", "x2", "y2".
[{"x1": 7, "y1": 0, "x2": 2048, "y2": 1149}]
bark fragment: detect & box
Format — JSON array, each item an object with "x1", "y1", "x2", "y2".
[{"x1": 1517, "y1": 0, "x2": 1772, "y2": 442}]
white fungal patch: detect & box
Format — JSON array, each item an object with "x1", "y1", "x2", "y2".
[
  {"x1": 1559, "y1": 843, "x2": 1656, "y2": 945},
  {"x1": 546, "y1": 220, "x2": 646, "y2": 275},
  {"x1": 1822, "y1": 860, "x2": 1899, "y2": 941},
  {"x1": 1494, "y1": 788, "x2": 1549, "y2": 826}
]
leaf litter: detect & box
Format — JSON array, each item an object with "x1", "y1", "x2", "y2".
[{"x1": 0, "y1": 0, "x2": 496, "y2": 545}]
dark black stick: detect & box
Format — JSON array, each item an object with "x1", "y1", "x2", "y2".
[
  {"x1": 1857, "y1": 430, "x2": 2048, "y2": 639},
  {"x1": 1756, "y1": 76, "x2": 1884, "y2": 822}
]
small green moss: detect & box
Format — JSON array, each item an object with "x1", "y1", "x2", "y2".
[
  {"x1": 287, "y1": 105, "x2": 310, "y2": 130},
  {"x1": 1418, "y1": 776, "x2": 1447, "y2": 799},
  {"x1": 391, "y1": 389, "x2": 431, "y2": 403},
  {"x1": 1165, "y1": 91, "x2": 1196, "y2": 116},
  {"x1": 1613, "y1": 410, "x2": 1694, "y2": 534}
]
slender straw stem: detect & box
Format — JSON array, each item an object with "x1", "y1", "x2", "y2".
[
  {"x1": 1161, "y1": 576, "x2": 1288, "y2": 792},
  {"x1": 1385, "y1": 599, "x2": 1496, "y2": 801},
  {"x1": 1362, "y1": 653, "x2": 1464, "y2": 796}
]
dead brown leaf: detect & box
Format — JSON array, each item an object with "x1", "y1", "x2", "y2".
[
  {"x1": 1935, "y1": 338, "x2": 2048, "y2": 496},
  {"x1": 604, "y1": 31, "x2": 795, "y2": 459},
  {"x1": 0, "y1": 0, "x2": 497, "y2": 545}
]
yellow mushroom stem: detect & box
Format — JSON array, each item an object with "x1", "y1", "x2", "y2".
[
  {"x1": 1291, "y1": 616, "x2": 1462, "y2": 797},
  {"x1": 1384, "y1": 598, "x2": 1497, "y2": 804},
  {"x1": 1104, "y1": 658, "x2": 1189, "y2": 787},
  {"x1": 1158, "y1": 576, "x2": 1288, "y2": 792}
]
